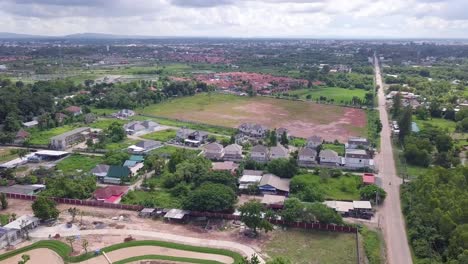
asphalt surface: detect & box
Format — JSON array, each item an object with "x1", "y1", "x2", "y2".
[{"x1": 374, "y1": 56, "x2": 413, "y2": 264}]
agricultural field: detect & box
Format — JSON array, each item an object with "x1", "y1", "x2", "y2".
[
  {"x1": 288, "y1": 87, "x2": 367, "y2": 103},
  {"x1": 142, "y1": 129, "x2": 177, "y2": 142},
  {"x1": 291, "y1": 173, "x2": 361, "y2": 200},
  {"x1": 56, "y1": 154, "x2": 103, "y2": 174},
  {"x1": 140, "y1": 93, "x2": 367, "y2": 142},
  {"x1": 263, "y1": 229, "x2": 358, "y2": 264}
]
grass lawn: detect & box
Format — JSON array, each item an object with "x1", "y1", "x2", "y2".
[
  {"x1": 0, "y1": 148, "x2": 18, "y2": 163},
  {"x1": 139, "y1": 93, "x2": 366, "y2": 140},
  {"x1": 406, "y1": 165, "x2": 430, "y2": 179},
  {"x1": 142, "y1": 129, "x2": 177, "y2": 142},
  {"x1": 105, "y1": 139, "x2": 139, "y2": 151},
  {"x1": 89, "y1": 118, "x2": 127, "y2": 130},
  {"x1": 414, "y1": 117, "x2": 457, "y2": 133},
  {"x1": 27, "y1": 125, "x2": 81, "y2": 145},
  {"x1": 290, "y1": 137, "x2": 306, "y2": 147},
  {"x1": 149, "y1": 145, "x2": 200, "y2": 157},
  {"x1": 264, "y1": 229, "x2": 357, "y2": 264},
  {"x1": 289, "y1": 87, "x2": 367, "y2": 103},
  {"x1": 121, "y1": 190, "x2": 182, "y2": 208},
  {"x1": 56, "y1": 154, "x2": 103, "y2": 174},
  {"x1": 322, "y1": 143, "x2": 345, "y2": 156},
  {"x1": 292, "y1": 173, "x2": 361, "y2": 200}
]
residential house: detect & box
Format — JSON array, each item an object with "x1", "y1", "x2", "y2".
[
  {"x1": 239, "y1": 170, "x2": 263, "y2": 190},
  {"x1": 269, "y1": 145, "x2": 289, "y2": 160},
  {"x1": 124, "y1": 120, "x2": 159, "y2": 135},
  {"x1": 306, "y1": 136, "x2": 323, "y2": 149},
  {"x1": 319, "y1": 149, "x2": 341, "y2": 166},
  {"x1": 324, "y1": 200, "x2": 373, "y2": 219},
  {"x1": 14, "y1": 130, "x2": 29, "y2": 144},
  {"x1": 297, "y1": 147, "x2": 317, "y2": 167},
  {"x1": 0, "y1": 184, "x2": 45, "y2": 195},
  {"x1": 258, "y1": 173, "x2": 291, "y2": 195},
  {"x1": 91, "y1": 164, "x2": 110, "y2": 182},
  {"x1": 49, "y1": 127, "x2": 91, "y2": 150},
  {"x1": 22, "y1": 120, "x2": 38, "y2": 128},
  {"x1": 223, "y1": 144, "x2": 243, "y2": 161},
  {"x1": 176, "y1": 128, "x2": 209, "y2": 145},
  {"x1": 128, "y1": 140, "x2": 163, "y2": 154},
  {"x1": 345, "y1": 149, "x2": 373, "y2": 169},
  {"x1": 212, "y1": 161, "x2": 239, "y2": 174},
  {"x1": 123, "y1": 160, "x2": 144, "y2": 175},
  {"x1": 114, "y1": 109, "x2": 135, "y2": 118},
  {"x1": 203, "y1": 142, "x2": 225, "y2": 160},
  {"x1": 238, "y1": 123, "x2": 268, "y2": 138},
  {"x1": 103, "y1": 165, "x2": 131, "y2": 184},
  {"x1": 346, "y1": 137, "x2": 370, "y2": 150},
  {"x1": 129, "y1": 155, "x2": 145, "y2": 163},
  {"x1": 65, "y1": 106, "x2": 82, "y2": 116},
  {"x1": 276, "y1": 128, "x2": 289, "y2": 139},
  {"x1": 261, "y1": 194, "x2": 286, "y2": 209},
  {"x1": 250, "y1": 145, "x2": 269, "y2": 163},
  {"x1": 93, "y1": 186, "x2": 129, "y2": 204},
  {"x1": 2, "y1": 215, "x2": 40, "y2": 246}
]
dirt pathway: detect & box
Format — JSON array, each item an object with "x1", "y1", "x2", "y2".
[
  {"x1": 1, "y1": 245, "x2": 234, "y2": 264},
  {"x1": 374, "y1": 55, "x2": 413, "y2": 264}
]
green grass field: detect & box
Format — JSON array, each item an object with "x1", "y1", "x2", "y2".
[
  {"x1": 139, "y1": 93, "x2": 366, "y2": 140},
  {"x1": 121, "y1": 190, "x2": 182, "y2": 208},
  {"x1": 264, "y1": 229, "x2": 357, "y2": 264},
  {"x1": 104, "y1": 138, "x2": 139, "y2": 151},
  {"x1": 322, "y1": 143, "x2": 345, "y2": 156},
  {"x1": 56, "y1": 154, "x2": 103, "y2": 174},
  {"x1": 0, "y1": 148, "x2": 18, "y2": 163},
  {"x1": 142, "y1": 129, "x2": 177, "y2": 142},
  {"x1": 89, "y1": 118, "x2": 128, "y2": 130},
  {"x1": 149, "y1": 145, "x2": 200, "y2": 157},
  {"x1": 27, "y1": 125, "x2": 83, "y2": 145},
  {"x1": 414, "y1": 117, "x2": 457, "y2": 133},
  {"x1": 0, "y1": 214, "x2": 9, "y2": 225},
  {"x1": 292, "y1": 173, "x2": 361, "y2": 200},
  {"x1": 289, "y1": 87, "x2": 367, "y2": 103}
]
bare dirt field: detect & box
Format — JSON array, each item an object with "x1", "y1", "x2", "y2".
[{"x1": 140, "y1": 94, "x2": 367, "y2": 142}]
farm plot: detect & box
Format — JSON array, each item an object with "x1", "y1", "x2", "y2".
[{"x1": 140, "y1": 94, "x2": 366, "y2": 142}]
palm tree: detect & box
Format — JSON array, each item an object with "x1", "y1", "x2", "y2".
[{"x1": 18, "y1": 254, "x2": 30, "y2": 264}]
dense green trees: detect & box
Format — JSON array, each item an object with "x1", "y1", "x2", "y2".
[
  {"x1": 239, "y1": 200, "x2": 273, "y2": 236},
  {"x1": 182, "y1": 183, "x2": 237, "y2": 212},
  {"x1": 266, "y1": 158, "x2": 298, "y2": 178},
  {"x1": 281, "y1": 198, "x2": 343, "y2": 224},
  {"x1": 402, "y1": 167, "x2": 468, "y2": 263},
  {"x1": 32, "y1": 196, "x2": 60, "y2": 220},
  {"x1": 359, "y1": 185, "x2": 387, "y2": 205},
  {"x1": 41, "y1": 175, "x2": 96, "y2": 199}
]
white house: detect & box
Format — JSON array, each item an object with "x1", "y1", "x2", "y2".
[
  {"x1": 269, "y1": 145, "x2": 289, "y2": 160},
  {"x1": 250, "y1": 145, "x2": 269, "y2": 163},
  {"x1": 298, "y1": 147, "x2": 317, "y2": 167},
  {"x1": 224, "y1": 144, "x2": 243, "y2": 161},
  {"x1": 306, "y1": 136, "x2": 323, "y2": 149},
  {"x1": 319, "y1": 149, "x2": 341, "y2": 166},
  {"x1": 345, "y1": 149, "x2": 373, "y2": 168}
]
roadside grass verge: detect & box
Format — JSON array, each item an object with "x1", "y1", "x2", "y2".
[
  {"x1": 114, "y1": 255, "x2": 223, "y2": 264},
  {"x1": 360, "y1": 227, "x2": 385, "y2": 264},
  {"x1": 0, "y1": 240, "x2": 243, "y2": 263},
  {"x1": 142, "y1": 129, "x2": 177, "y2": 142},
  {"x1": 56, "y1": 154, "x2": 103, "y2": 174}
]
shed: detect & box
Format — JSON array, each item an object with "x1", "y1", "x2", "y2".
[
  {"x1": 139, "y1": 208, "x2": 156, "y2": 217},
  {"x1": 164, "y1": 209, "x2": 190, "y2": 221}
]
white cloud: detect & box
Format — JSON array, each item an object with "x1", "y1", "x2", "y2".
[{"x1": 0, "y1": 0, "x2": 466, "y2": 38}]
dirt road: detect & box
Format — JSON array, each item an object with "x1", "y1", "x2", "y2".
[{"x1": 374, "y1": 55, "x2": 413, "y2": 264}]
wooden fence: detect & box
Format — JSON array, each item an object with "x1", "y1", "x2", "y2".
[{"x1": 4, "y1": 192, "x2": 357, "y2": 233}]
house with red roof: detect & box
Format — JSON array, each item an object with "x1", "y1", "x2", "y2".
[
  {"x1": 93, "y1": 186, "x2": 129, "y2": 204},
  {"x1": 15, "y1": 130, "x2": 29, "y2": 144},
  {"x1": 362, "y1": 173, "x2": 376, "y2": 185},
  {"x1": 65, "y1": 106, "x2": 82, "y2": 116}
]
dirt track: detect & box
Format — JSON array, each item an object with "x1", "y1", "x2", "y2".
[
  {"x1": 374, "y1": 56, "x2": 413, "y2": 264},
  {"x1": 1, "y1": 245, "x2": 234, "y2": 264}
]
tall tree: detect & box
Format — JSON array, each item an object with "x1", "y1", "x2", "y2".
[
  {"x1": 32, "y1": 196, "x2": 60, "y2": 220},
  {"x1": 398, "y1": 106, "x2": 412, "y2": 141},
  {"x1": 239, "y1": 200, "x2": 273, "y2": 236}
]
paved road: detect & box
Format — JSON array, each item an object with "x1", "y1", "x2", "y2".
[
  {"x1": 374, "y1": 55, "x2": 413, "y2": 264},
  {"x1": 29, "y1": 227, "x2": 264, "y2": 263}
]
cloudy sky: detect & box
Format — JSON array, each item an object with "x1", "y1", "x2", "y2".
[{"x1": 0, "y1": 0, "x2": 467, "y2": 38}]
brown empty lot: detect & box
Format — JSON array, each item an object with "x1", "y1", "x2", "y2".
[{"x1": 140, "y1": 93, "x2": 366, "y2": 142}]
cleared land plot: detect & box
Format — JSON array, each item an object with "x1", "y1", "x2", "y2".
[
  {"x1": 140, "y1": 94, "x2": 366, "y2": 142},
  {"x1": 28, "y1": 125, "x2": 81, "y2": 145},
  {"x1": 289, "y1": 87, "x2": 367, "y2": 103},
  {"x1": 413, "y1": 117, "x2": 457, "y2": 133},
  {"x1": 121, "y1": 190, "x2": 182, "y2": 209},
  {"x1": 292, "y1": 173, "x2": 361, "y2": 200},
  {"x1": 263, "y1": 229, "x2": 357, "y2": 264},
  {"x1": 56, "y1": 154, "x2": 103, "y2": 174},
  {"x1": 0, "y1": 148, "x2": 18, "y2": 163},
  {"x1": 142, "y1": 129, "x2": 177, "y2": 142}
]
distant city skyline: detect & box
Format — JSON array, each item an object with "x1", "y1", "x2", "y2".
[{"x1": 0, "y1": 0, "x2": 467, "y2": 39}]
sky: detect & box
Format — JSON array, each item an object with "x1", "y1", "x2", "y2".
[{"x1": 0, "y1": 0, "x2": 467, "y2": 38}]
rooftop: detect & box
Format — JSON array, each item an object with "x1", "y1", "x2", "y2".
[{"x1": 50, "y1": 127, "x2": 90, "y2": 141}]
